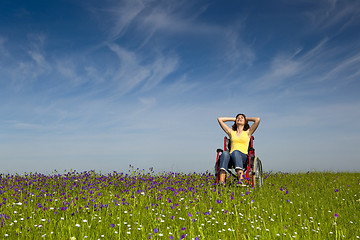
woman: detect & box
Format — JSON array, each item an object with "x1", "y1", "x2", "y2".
[{"x1": 217, "y1": 114, "x2": 260, "y2": 186}]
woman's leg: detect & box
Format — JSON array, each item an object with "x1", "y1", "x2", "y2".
[
  {"x1": 231, "y1": 150, "x2": 248, "y2": 181},
  {"x1": 218, "y1": 151, "x2": 230, "y2": 183}
]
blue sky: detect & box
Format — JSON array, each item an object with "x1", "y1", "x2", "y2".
[{"x1": 1, "y1": 0, "x2": 360, "y2": 174}]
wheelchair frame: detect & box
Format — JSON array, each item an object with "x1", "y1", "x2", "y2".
[{"x1": 215, "y1": 136, "x2": 263, "y2": 187}]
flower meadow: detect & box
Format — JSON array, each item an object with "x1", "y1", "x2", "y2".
[{"x1": 0, "y1": 167, "x2": 359, "y2": 240}]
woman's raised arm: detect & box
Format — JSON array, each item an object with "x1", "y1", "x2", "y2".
[
  {"x1": 247, "y1": 117, "x2": 260, "y2": 136},
  {"x1": 217, "y1": 117, "x2": 235, "y2": 136}
]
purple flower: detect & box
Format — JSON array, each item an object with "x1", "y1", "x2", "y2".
[
  {"x1": 154, "y1": 228, "x2": 158, "y2": 233},
  {"x1": 216, "y1": 200, "x2": 222, "y2": 204},
  {"x1": 335, "y1": 189, "x2": 339, "y2": 192},
  {"x1": 111, "y1": 224, "x2": 115, "y2": 228},
  {"x1": 335, "y1": 213, "x2": 338, "y2": 218},
  {"x1": 170, "y1": 236, "x2": 174, "y2": 240}
]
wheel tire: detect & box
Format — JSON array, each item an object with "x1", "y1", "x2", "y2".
[{"x1": 253, "y1": 156, "x2": 263, "y2": 187}]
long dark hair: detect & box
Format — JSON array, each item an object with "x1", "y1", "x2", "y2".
[{"x1": 232, "y1": 113, "x2": 250, "y2": 131}]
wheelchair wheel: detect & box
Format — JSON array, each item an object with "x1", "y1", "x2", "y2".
[{"x1": 253, "y1": 156, "x2": 263, "y2": 187}]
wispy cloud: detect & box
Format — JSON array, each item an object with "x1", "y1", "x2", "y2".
[
  {"x1": 248, "y1": 49, "x2": 302, "y2": 92},
  {"x1": 303, "y1": 0, "x2": 360, "y2": 32},
  {"x1": 247, "y1": 32, "x2": 359, "y2": 97},
  {"x1": 2, "y1": 33, "x2": 52, "y2": 92},
  {"x1": 107, "y1": 43, "x2": 151, "y2": 95},
  {"x1": 107, "y1": 43, "x2": 178, "y2": 95},
  {"x1": 140, "y1": 55, "x2": 178, "y2": 92},
  {"x1": 106, "y1": 0, "x2": 145, "y2": 40},
  {"x1": 87, "y1": 0, "x2": 254, "y2": 72},
  {"x1": 319, "y1": 52, "x2": 360, "y2": 84}
]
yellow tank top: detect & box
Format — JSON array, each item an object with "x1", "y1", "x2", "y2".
[{"x1": 230, "y1": 130, "x2": 250, "y2": 154}]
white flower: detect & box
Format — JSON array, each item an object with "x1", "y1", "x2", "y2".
[
  {"x1": 83, "y1": 220, "x2": 88, "y2": 223},
  {"x1": 70, "y1": 237, "x2": 76, "y2": 240},
  {"x1": 75, "y1": 224, "x2": 80, "y2": 227}
]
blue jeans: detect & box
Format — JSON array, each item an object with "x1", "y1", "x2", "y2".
[{"x1": 219, "y1": 150, "x2": 248, "y2": 171}]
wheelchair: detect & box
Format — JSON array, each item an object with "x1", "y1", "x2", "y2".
[{"x1": 215, "y1": 136, "x2": 263, "y2": 187}]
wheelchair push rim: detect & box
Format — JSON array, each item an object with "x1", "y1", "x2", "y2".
[{"x1": 253, "y1": 156, "x2": 263, "y2": 187}]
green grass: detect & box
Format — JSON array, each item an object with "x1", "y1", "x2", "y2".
[{"x1": 0, "y1": 169, "x2": 359, "y2": 239}]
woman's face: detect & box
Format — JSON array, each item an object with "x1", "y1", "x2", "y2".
[{"x1": 236, "y1": 115, "x2": 246, "y2": 125}]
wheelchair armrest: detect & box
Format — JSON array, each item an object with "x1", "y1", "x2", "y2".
[{"x1": 216, "y1": 149, "x2": 223, "y2": 153}]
